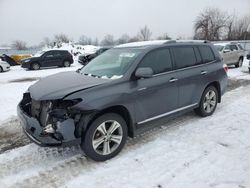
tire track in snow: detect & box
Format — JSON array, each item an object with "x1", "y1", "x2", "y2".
[
  {"x1": 0, "y1": 117, "x2": 30, "y2": 154},
  {"x1": 11, "y1": 112, "x2": 199, "y2": 188}
]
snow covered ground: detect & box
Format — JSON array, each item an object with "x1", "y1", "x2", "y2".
[{"x1": 0, "y1": 65, "x2": 250, "y2": 188}]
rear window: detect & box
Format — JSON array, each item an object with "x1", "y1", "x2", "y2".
[
  {"x1": 198, "y1": 46, "x2": 215, "y2": 63},
  {"x1": 173, "y1": 47, "x2": 196, "y2": 69}
]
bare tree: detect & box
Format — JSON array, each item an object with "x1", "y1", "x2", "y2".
[
  {"x1": 128, "y1": 36, "x2": 140, "y2": 43},
  {"x1": 78, "y1": 35, "x2": 93, "y2": 45},
  {"x1": 227, "y1": 15, "x2": 250, "y2": 40},
  {"x1": 54, "y1": 33, "x2": 70, "y2": 43},
  {"x1": 137, "y1": 26, "x2": 152, "y2": 41},
  {"x1": 41, "y1": 37, "x2": 54, "y2": 47},
  {"x1": 101, "y1": 35, "x2": 115, "y2": 46},
  {"x1": 12, "y1": 40, "x2": 28, "y2": 50},
  {"x1": 194, "y1": 8, "x2": 230, "y2": 41},
  {"x1": 116, "y1": 34, "x2": 130, "y2": 44},
  {"x1": 157, "y1": 33, "x2": 171, "y2": 40}
]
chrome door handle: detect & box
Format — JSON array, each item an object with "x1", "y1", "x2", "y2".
[
  {"x1": 169, "y1": 78, "x2": 178, "y2": 83},
  {"x1": 201, "y1": 71, "x2": 207, "y2": 75}
]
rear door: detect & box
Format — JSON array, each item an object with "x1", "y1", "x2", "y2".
[
  {"x1": 172, "y1": 46, "x2": 207, "y2": 108},
  {"x1": 42, "y1": 51, "x2": 61, "y2": 67},
  {"x1": 134, "y1": 48, "x2": 179, "y2": 124},
  {"x1": 229, "y1": 44, "x2": 239, "y2": 63}
]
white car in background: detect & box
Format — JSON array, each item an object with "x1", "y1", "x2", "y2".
[{"x1": 0, "y1": 59, "x2": 10, "y2": 72}]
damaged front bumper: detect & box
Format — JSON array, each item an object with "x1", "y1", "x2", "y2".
[{"x1": 17, "y1": 96, "x2": 81, "y2": 147}]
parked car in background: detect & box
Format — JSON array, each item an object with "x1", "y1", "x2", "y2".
[
  {"x1": 18, "y1": 40, "x2": 228, "y2": 161},
  {"x1": 0, "y1": 58, "x2": 10, "y2": 72},
  {"x1": 0, "y1": 54, "x2": 19, "y2": 66},
  {"x1": 78, "y1": 47, "x2": 111, "y2": 65},
  {"x1": 214, "y1": 42, "x2": 244, "y2": 67},
  {"x1": 246, "y1": 54, "x2": 250, "y2": 73},
  {"x1": 21, "y1": 50, "x2": 73, "y2": 70}
]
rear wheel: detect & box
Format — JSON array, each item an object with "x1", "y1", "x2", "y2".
[
  {"x1": 31, "y1": 62, "x2": 40, "y2": 70},
  {"x1": 0, "y1": 66, "x2": 3, "y2": 72},
  {"x1": 81, "y1": 113, "x2": 128, "y2": 161},
  {"x1": 236, "y1": 58, "x2": 243, "y2": 68},
  {"x1": 63, "y1": 60, "x2": 71, "y2": 67},
  {"x1": 195, "y1": 86, "x2": 218, "y2": 117}
]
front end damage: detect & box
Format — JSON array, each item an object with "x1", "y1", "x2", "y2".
[{"x1": 17, "y1": 92, "x2": 82, "y2": 147}]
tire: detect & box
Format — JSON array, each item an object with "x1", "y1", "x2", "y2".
[
  {"x1": 63, "y1": 60, "x2": 71, "y2": 67},
  {"x1": 235, "y1": 58, "x2": 243, "y2": 68},
  {"x1": 0, "y1": 66, "x2": 3, "y2": 73},
  {"x1": 249, "y1": 68, "x2": 250, "y2": 74},
  {"x1": 31, "y1": 62, "x2": 40, "y2": 70},
  {"x1": 81, "y1": 113, "x2": 128, "y2": 161},
  {"x1": 194, "y1": 86, "x2": 218, "y2": 117}
]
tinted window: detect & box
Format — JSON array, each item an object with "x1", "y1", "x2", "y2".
[
  {"x1": 173, "y1": 47, "x2": 196, "y2": 69},
  {"x1": 139, "y1": 48, "x2": 172, "y2": 74},
  {"x1": 198, "y1": 46, "x2": 215, "y2": 63},
  {"x1": 230, "y1": 45, "x2": 238, "y2": 51},
  {"x1": 194, "y1": 47, "x2": 202, "y2": 64}
]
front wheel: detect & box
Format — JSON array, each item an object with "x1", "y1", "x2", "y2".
[
  {"x1": 31, "y1": 63, "x2": 40, "y2": 70},
  {"x1": 195, "y1": 86, "x2": 218, "y2": 117},
  {"x1": 0, "y1": 66, "x2": 3, "y2": 72},
  {"x1": 81, "y1": 113, "x2": 128, "y2": 161},
  {"x1": 63, "y1": 60, "x2": 71, "y2": 67}
]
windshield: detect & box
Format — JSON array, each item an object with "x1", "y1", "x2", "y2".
[
  {"x1": 79, "y1": 48, "x2": 142, "y2": 79},
  {"x1": 214, "y1": 45, "x2": 224, "y2": 52}
]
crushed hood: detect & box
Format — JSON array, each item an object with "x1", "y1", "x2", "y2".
[{"x1": 29, "y1": 71, "x2": 110, "y2": 100}]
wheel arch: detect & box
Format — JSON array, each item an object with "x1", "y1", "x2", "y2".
[
  {"x1": 204, "y1": 81, "x2": 221, "y2": 103},
  {"x1": 82, "y1": 105, "x2": 135, "y2": 138}
]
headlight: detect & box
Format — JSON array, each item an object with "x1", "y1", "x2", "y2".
[{"x1": 24, "y1": 59, "x2": 30, "y2": 63}]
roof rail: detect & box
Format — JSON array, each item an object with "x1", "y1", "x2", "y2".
[{"x1": 165, "y1": 40, "x2": 210, "y2": 44}]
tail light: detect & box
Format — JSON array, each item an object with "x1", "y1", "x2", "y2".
[{"x1": 223, "y1": 64, "x2": 228, "y2": 73}]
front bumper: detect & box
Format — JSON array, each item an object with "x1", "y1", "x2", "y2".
[
  {"x1": 17, "y1": 98, "x2": 81, "y2": 147},
  {"x1": 21, "y1": 63, "x2": 30, "y2": 68}
]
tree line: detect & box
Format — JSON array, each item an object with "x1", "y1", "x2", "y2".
[{"x1": 11, "y1": 7, "x2": 250, "y2": 50}]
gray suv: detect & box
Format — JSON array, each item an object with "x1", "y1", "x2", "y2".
[{"x1": 18, "y1": 40, "x2": 228, "y2": 161}]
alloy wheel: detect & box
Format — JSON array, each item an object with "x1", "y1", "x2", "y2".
[
  {"x1": 92, "y1": 120, "x2": 123, "y2": 155},
  {"x1": 203, "y1": 90, "x2": 217, "y2": 113}
]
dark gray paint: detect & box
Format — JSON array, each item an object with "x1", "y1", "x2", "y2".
[{"x1": 18, "y1": 42, "x2": 228, "y2": 147}]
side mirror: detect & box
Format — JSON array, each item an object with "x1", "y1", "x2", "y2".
[
  {"x1": 135, "y1": 67, "x2": 153, "y2": 78},
  {"x1": 223, "y1": 49, "x2": 230, "y2": 53}
]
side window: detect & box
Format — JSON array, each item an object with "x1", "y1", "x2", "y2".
[
  {"x1": 198, "y1": 46, "x2": 215, "y2": 63},
  {"x1": 44, "y1": 51, "x2": 53, "y2": 57},
  {"x1": 194, "y1": 47, "x2": 202, "y2": 64},
  {"x1": 238, "y1": 44, "x2": 244, "y2": 50},
  {"x1": 173, "y1": 47, "x2": 196, "y2": 69},
  {"x1": 224, "y1": 45, "x2": 230, "y2": 50},
  {"x1": 139, "y1": 48, "x2": 172, "y2": 74},
  {"x1": 230, "y1": 45, "x2": 238, "y2": 51}
]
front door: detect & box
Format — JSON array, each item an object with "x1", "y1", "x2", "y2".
[{"x1": 133, "y1": 48, "x2": 179, "y2": 124}]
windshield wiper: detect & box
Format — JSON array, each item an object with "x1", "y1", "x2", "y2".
[{"x1": 83, "y1": 73, "x2": 101, "y2": 78}]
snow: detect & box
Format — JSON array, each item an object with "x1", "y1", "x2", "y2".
[
  {"x1": 42, "y1": 43, "x2": 100, "y2": 56},
  {"x1": 0, "y1": 66, "x2": 250, "y2": 187}
]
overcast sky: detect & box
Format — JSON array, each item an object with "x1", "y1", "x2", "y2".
[{"x1": 0, "y1": 0, "x2": 250, "y2": 46}]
